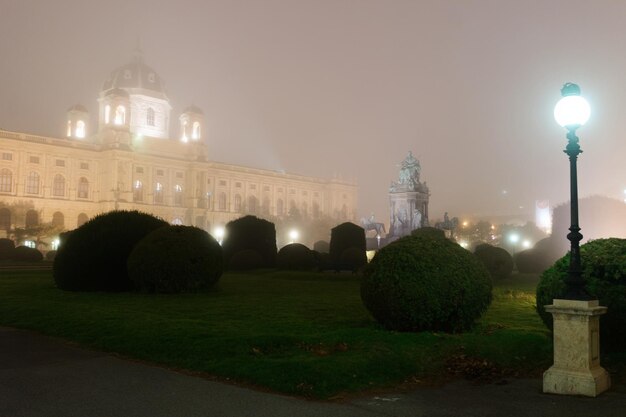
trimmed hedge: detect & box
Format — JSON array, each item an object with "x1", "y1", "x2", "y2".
[
  {"x1": 361, "y1": 233, "x2": 492, "y2": 333},
  {"x1": 536, "y1": 238, "x2": 626, "y2": 351},
  {"x1": 53, "y1": 210, "x2": 168, "y2": 291},
  {"x1": 277, "y1": 243, "x2": 316, "y2": 270},
  {"x1": 474, "y1": 244, "x2": 514, "y2": 281},
  {"x1": 229, "y1": 249, "x2": 264, "y2": 270},
  {"x1": 11, "y1": 246, "x2": 43, "y2": 262},
  {"x1": 329, "y1": 222, "x2": 365, "y2": 266},
  {"x1": 128, "y1": 226, "x2": 222, "y2": 293},
  {"x1": 313, "y1": 240, "x2": 330, "y2": 254},
  {"x1": 0, "y1": 238, "x2": 15, "y2": 260},
  {"x1": 339, "y1": 247, "x2": 367, "y2": 272},
  {"x1": 411, "y1": 227, "x2": 446, "y2": 240},
  {"x1": 222, "y1": 216, "x2": 277, "y2": 269}
]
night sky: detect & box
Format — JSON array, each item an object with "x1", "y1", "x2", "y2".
[{"x1": 2, "y1": 0, "x2": 625, "y2": 225}]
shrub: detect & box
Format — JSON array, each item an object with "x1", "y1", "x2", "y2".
[
  {"x1": 411, "y1": 227, "x2": 446, "y2": 240},
  {"x1": 474, "y1": 244, "x2": 514, "y2": 281},
  {"x1": 339, "y1": 247, "x2": 367, "y2": 272},
  {"x1": 329, "y1": 222, "x2": 365, "y2": 266},
  {"x1": 229, "y1": 249, "x2": 264, "y2": 270},
  {"x1": 222, "y1": 216, "x2": 277, "y2": 269},
  {"x1": 313, "y1": 240, "x2": 330, "y2": 254},
  {"x1": 361, "y1": 233, "x2": 492, "y2": 333},
  {"x1": 513, "y1": 248, "x2": 553, "y2": 274},
  {"x1": 0, "y1": 238, "x2": 15, "y2": 260},
  {"x1": 45, "y1": 250, "x2": 57, "y2": 261},
  {"x1": 11, "y1": 246, "x2": 43, "y2": 262},
  {"x1": 128, "y1": 226, "x2": 223, "y2": 293},
  {"x1": 277, "y1": 243, "x2": 316, "y2": 270},
  {"x1": 53, "y1": 210, "x2": 168, "y2": 291},
  {"x1": 536, "y1": 238, "x2": 626, "y2": 351}
]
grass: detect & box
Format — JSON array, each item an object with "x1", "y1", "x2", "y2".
[{"x1": 0, "y1": 267, "x2": 554, "y2": 398}]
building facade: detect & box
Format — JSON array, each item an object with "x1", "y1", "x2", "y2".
[{"x1": 0, "y1": 53, "x2": 357, "y2": 244}]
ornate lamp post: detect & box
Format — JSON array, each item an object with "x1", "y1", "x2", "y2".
[{"x1": 543, "y1": 83, "x2": 610, "y2": 396}]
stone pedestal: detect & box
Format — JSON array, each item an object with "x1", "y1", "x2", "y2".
[{"x1": 543, "y1": 299, "x2": 611, "y2": 397}]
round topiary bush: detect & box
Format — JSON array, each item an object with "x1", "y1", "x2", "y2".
[
  {"x1": 0, "y1": 238, "x2": 15, "y2": 260},
  {"x1": 340, "y1": 247, "x2": 367, "y2": 272},
  {"x1": 411, "y1": 227, "x2": 446, "y2": 240},
  {"x1": 536, "y1": 238, "x2": 626, "y2": 351},
  {"x1": 229, "y1": 249, "x2": 264, "y2": 270},
  {"x1": 11, "y1": 246, "x2": 43, "y2": 262},
  {"x1": 474, "y1": 244, "x2": 514, "y2": 281},
  {"x1": 361, "y1": 234, "x2": 492, "y2": 333},
  {"x1": 222, "y1": 216, "x2": 277, "y2": 269},
  {"x1": 53, "y1": 210, "x2": 168, "y2": 291},
  {"x1": 277, "y1": 243, "x2": 316, "y2": 270},
  {"x1": 127, "y1": 225, "x2": 223, "y2": 293}
]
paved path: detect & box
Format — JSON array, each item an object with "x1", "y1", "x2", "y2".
[{"x1": 1, "y1": 326, "x2": 625, "y2": 417}]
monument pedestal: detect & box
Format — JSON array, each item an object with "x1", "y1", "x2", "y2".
[{"x1": 543, "y1": 299, "x2": 610, "y2": 397}]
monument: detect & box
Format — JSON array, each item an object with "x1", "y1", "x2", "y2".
[{"x1": 388, "y1": 151, "x2": 430, "y2": 238}]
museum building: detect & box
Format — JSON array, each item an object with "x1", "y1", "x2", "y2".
[{"x1": 0, "y1": 52, "x2": 357, "y2": 244}]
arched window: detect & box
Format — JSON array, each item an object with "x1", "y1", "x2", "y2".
[
  {"x1": 0, "y1": 207, "x2": 11, "y2": 230},
  {"x1": 312, "y1": 202, "x2": 320, "y2": 219},
  {"x1": 133, "y1": 180, "x2": 143, "y2": 202},
  {"x1": 248, "y1": 196, "x2": 258, "y2": 214},
  {"x1": 77, "y1": 213, "x2": 88, "y2": 227},
  {"x1": 262, "y1": 197, "x2": 270, "y2": 216},
  {"x1": 276, "y1": 199, "x2": 284, "y2": 216},
  {"x1": 26, "y1": 172, "x2": 40, "y2": 194},
  {"x1": 115, "y1": 105, "x2": 126, "y2": 125},
  {"x1": 0, "y1": 169, "x2": 12, "y2": 193},
  {"x1": 172, "y1": 218, "x2": 183, "y2": 225},
  {"x1": 174, "y1": 184, "x2": 183, "y2": 206},
  {"x1": 192, "y1": 121, "x2": 201, "y2": 140},
  {"x1": 218, "y1": 192, "x2": 226, "y2": 211},
  {"x1": 104, "y1": 104, "x2": 111, "y2": 124},
  {"x1": 181, "y1": 120, "x2": 188, "y2": 142},
  {"x1": 77, "y1": 177, "x2": 89, "y2": 199},
  {"x1": 154, "y1": 182, "x2": 163, "y2": 204},
  {"x1": 25, "y1": 210, "x2": 38, "y2": 228},
  {"x1": 75, "y1": 120, "x2": 86, "y2": 138},
  {"x1": 301, "y1": 201, "x2": 308, "y2": 218},
  {"x1": 66, "y1": 120, "x2": 72, "y2": 137},
  {"x1": 53, "y1": 174, "x2": 65, "y2": 197},
  {"x1": 234, "y1": 194, "x2": 242, "y2": 212},
  {"x1": 289, "y1": 200, "x2": 297, "y2": 216},
  {"x1": 147, "y1": 107, "x2": 155, "y2": 126},
  {"x1": 341, "y1": 204, "x2": 348, "y2": 219},
  {"x1": 52, "y1": 211, "x2": 65, "y2": 228}
]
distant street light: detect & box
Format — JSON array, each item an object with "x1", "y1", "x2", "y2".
[
  {"x1": 508, "y1": 233, "x2": 520, "y2": 244},
  {"x1": 214, "y1": 226, "x2": 225, "y2": 245},
  {"x1": 289, "y1": 229, "x2": 299, "y2": 244},
  {"x1": 554, "y1": 82, "x2": 591, "y2": 300}
]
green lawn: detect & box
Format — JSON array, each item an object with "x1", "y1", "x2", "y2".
[{"x1": 0, "y1": 268, "x2": 553, "y2": 398}]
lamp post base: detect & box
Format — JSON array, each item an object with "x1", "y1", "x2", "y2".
[{"x1": 542, "y1": 299, "x2": 610, "y2": 397}]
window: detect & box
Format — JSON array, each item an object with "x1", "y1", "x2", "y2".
[
  {"x1": 235, "y1": 182, "x2": 242, "y2": 188},
  {"x1": 249, "y1": 184, "x2": 256, "y2": 190},
  {"x1": 115, "y1": 105, "x2": 126, "y2": 125},
  {"x1": 53, "y1": 174, "x2": 65, "y2": 197},
  {"x1": 174, "y1": 184, "x2": 183, "y2": 206},
  {"x1": 172, "y1": 218, "x2": 183, "y2": 225},
  {"x1": 77, "y1": 213, "x2": 89, "y2": 227},
  {"x1": 25, "y1": 210, "x2": 38, "y2": 227},
  {"x1": 0, "y1": 169, "x2": 12, "y2": 193},
  {"x1": 302, "y1": 191, "x2": 308, "y2": 196},
  {"x1": 147, "y1": 107, "x2": 155, "y2": 126},
  {"x1": 56, "y1": 159, "x2": 65, "y2": 167},
  {"x1": 0, "y1": 208, "x2": 10, "y2": 230},
  {"x1": 136, "y1": 167, "x2": 144, "y2": 174},
  {"x1": 26, "y1": 172, "x2": 39, "y2": 194},
  {"x1": 80, "y1": 162, "x2": 89, "y2": 170},
  {"x1": 52, "y1": 212, "x2": 64, "y2": 228},
  {"x1": 289, "y1": 189, "x2": 296, "y2": 194},
  {"x1": 234, "y1": 194, "x2": 242, "y2": 212},
  {"x1": 1, "y1": 153, "x2": 11, "y2": 161},
  {"x1": 176, "y1": 172, "x2": 183, "y2": 178},
  {"x1": 156, "y1": 169, "x2": 164, "y2": 176},
  {"x1": 104, "y1": 104, "x2": 111, "y2": 124},
  {"x1": 29, "y1": 156, "x2": 40, "y2": 164},
  {"x1": 262, "y1": 197, "x2": 270, "y2": 215},
  {"x1": 77, "y1": 177, "x2": 89, "y2": 199},
  {"x1": 277, "y1": 188, "x2": 283, "y2": 193},
  {"x1": 263, "y1": 186, "x2": 270, "y2": 192},
  {"x1": 248, "y1": 196, "x2": 258, "y2": 213},
  {"x1": 276, "y1": 199, "x2": 284, "y2": 216},
  {"x1": 207, "y1": 178, "x2": 211, "y2": 184},
  {"x1": 66, "y1": 120, "x2": 72, "y2": 137},
  {"x1": 219, "y1": 180, "x2": 227, "y2": 186},
  {"x1": 192, "y1": 121, "x2": 201, "y2": 139},
  {"x1": 218, "y1": 192, "x2": 226, "y2": 210},
  {"x1": 154, "y1": 182, "x2": 163, "y2": 204},
  {"x1": 133, "y1": 180, "x2": 143, "y2": 202},
  {"x1": 75, "y1": 120, "x2": 85, "y2": 138}
]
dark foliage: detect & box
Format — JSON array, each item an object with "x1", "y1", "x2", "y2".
[
  {"x1": 45, "y1": 250, "x2": 57, "y2": 261},
  {"x1": 11, "y1": 246, "x2": 43, "y2": 262},
  {"x1": 229, "y1": 249, "x2": 264, "y2": 270},
  {"x1": 277, "y1": 243, "x2": 316, "y2": 270},
  {"x1": 0, "y1": 238, "x2": 15, "y2": 260},
  {"x1": 339, "y1": 247, "x2": 367, "y2": 272},
  {"x1": 411, "y1": 227, "x2": 446, "y2": 240},
  {"x1": 329, "y1": 222, "x2": 365, "y2": 265},
  {"x1": 128, "y1": 226, "x2": 223, "y2": 293},
  {"x1": 222, "y1": 216, "x2": 277, "y2": 269},
  {"x1": 474, "y1": 244, "x2": 514, "y2": 281},
  {"x1": 361, "y1": 233, "x2": 492, "y2": 333},
  {"x1": 536, "y1": 238, "x2": 626, "y2": 351},
  {"x1": 53, "y1": 210, "x2": 168, "y2": 291},
  {"x1": 313, "y1": 240, "x2": 330, "y2": 254}
]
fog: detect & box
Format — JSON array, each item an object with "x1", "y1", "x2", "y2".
[{"x1": 2, "y1": 0, "x2": 626, "y2": 225}]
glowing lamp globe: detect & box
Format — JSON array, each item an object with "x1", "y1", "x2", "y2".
[{"x1": 554, "y1": 83, "x2": 590, "y2": 128}]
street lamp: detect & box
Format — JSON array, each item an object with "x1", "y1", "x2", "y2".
[
  {"x1": 288, "y1": 229, "x2": 299, "y2": 244},
  {"x1": 214, "y1": 226, "x2": 225, "y2": 245},
  {"x1": 553, "y1": 82, "x2": 592, "y2": 300}
]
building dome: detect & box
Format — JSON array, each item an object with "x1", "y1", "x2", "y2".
[
  {"x1": 101, "y1": 51, "x2": 166, "y2": 98},
  {"x1": 183, "y1": 105, "x2": 204, "y2": 115}
]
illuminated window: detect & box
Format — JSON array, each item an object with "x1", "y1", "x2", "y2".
[
  {"x1": 80, "y1": 162, "x2": 89, "y2": 170},
  {"x1": 52, "y1": 212, "x2": 64, "y2": 228},
  {"x1": 26, "y1": 172, "x2": 40, "y2": 194},
  {"x1": 172, "y1": 218, "x2": 183, "y2": 225},
  {"x1": 77, "y1": 177, "x2": 89, "y2": 199},
  {"x1": 75, "y1": 120, "x2": 85, "y2": 138},
  {"x1": 262, "y1": 197, "x2": 270, "y2": 215},
  {"x1": 29, "y1": 156, "x2": 40, "y2": 164},
  {"x1": 77, "y1": 213, "x2": 88, "y2": 227},
  {"x1": 192, "y1": 121, "x2": 201, "y2": 139},
  {"x1": 181, "y1": 120, "x2": 188, "y2": 142},
  {"x1": 53, "y1": 174, "x2": 65, "y2": 197},
  {"x1": 0, "y1": 207, "x2": 10, "y2": 230},
  {"x1": 1, "y1": 152, "x2": 11, "y2": 160},
  {"x1": 0, "y1": 169, "x2": 12, "y2": 193},
  {"x1": 66, "y1": 120, "x2": 72, "y2": 137},
  {"x1": 134, "y1": 180, "x2": 143, "y2": 202},
  {"x1": 234, "y1": 194, "x2": 242, "y2": 212},
  {"x1": 218, "y1": 192, "x2": 226, "y2": 210},
  {"x1": 104, "y1": 105, "x2": 111, "y2": 124},
  {"x1": 154, "y1": 182, "x2": 163, "y2": 204},
  {"x1": 174, "y1": 184, "x2": 183, "y2": 206},
  {"x1": 25, "y1": 210, "x2": 38, "y2": 227},
  {"x1": 56, "y1": 159, "x2": 65, "y2": 167},
  {"x1": 147, "y1": 107, "x2": 155, "y2": 126},
  {"x1": 248, "y1": 196, "x2": 258, "y2": 213},
  {"x1": 115, "y1": 105, "x2": 126, "y2": 125}
]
